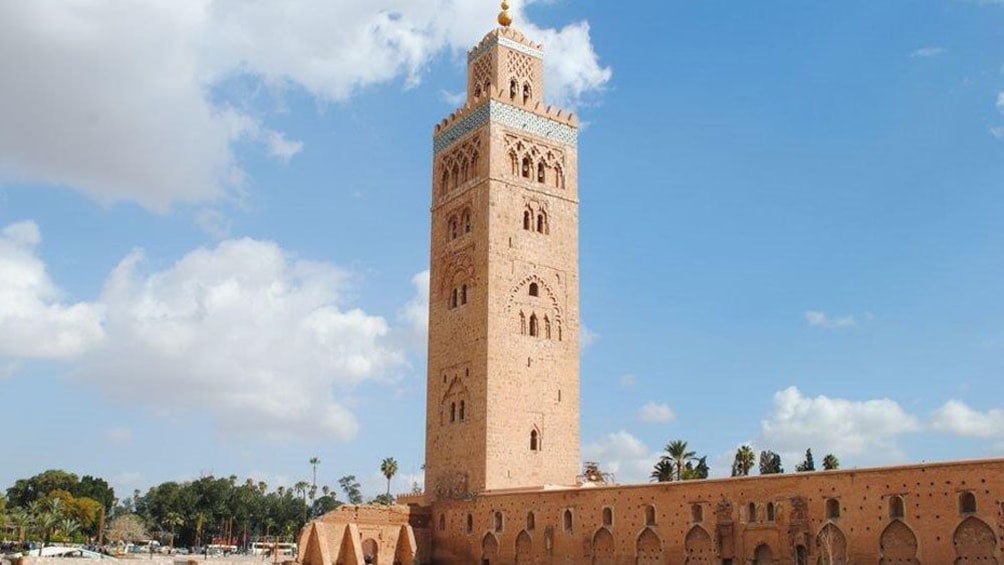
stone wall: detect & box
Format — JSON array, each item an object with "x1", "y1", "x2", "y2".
[{"x1": 428, "y1": 458, "x2": 1004, "y2": 564}]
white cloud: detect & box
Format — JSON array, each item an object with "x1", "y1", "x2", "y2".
[
  {"x1": 805, "y1": 310, "x2": 862, "y2": 330},
  {"x1": 581, "y1": 324, "x2": 599, "y2": 349},
  {"x1": 0, "y1": 1, "x2": 610, "y2": 211},
  {"x1": 931, "y1": 400, "x2": 1004, "y2": 439},
  {"x1": 638, "y1": 402, "x2": 675, "y2": 424},
  {"x1": 440, "y1": 90, "x2": 467, "y2": 107},
  {"x1": 583, "y1": 431, "x2": 657, "y2": 484},
  {"x1": 910, "y1": 47, "x2": 946, "y2": 58},
  {"x1": 194, "y1": 208, "x2": 233, "y2": 240},
  {"x1": 105, "y1": 427, "x2": 135, "y2": 445},
  {"x1": 80, "y1": 237, "x2": 407, "y2": 442},
  {"x1": 760, "y1": 386, "x2": 921, "y2": 465},
  {"x1": 0, "y1": 221, "x2": 105, "y2": 359},
  {"x1": 618, "y1": 374, "x2": 637, "y2": 387}
]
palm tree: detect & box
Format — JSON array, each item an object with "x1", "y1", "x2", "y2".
[
  {"x1": 11, "y1": 508, "x2": 30, "y2": 543},
  {"x1": 308, "y1": 457, "x2": 321, "y2": 492},
  {"x1": 731, "y1": 445, "x2": 756, "y2": 477},
  {"x1": 822, "y1": 454, "x2": 840, "y2": 470},
  {"x1": 57, "y1": 518, "x2": 80, "y2": 542},
  {"x1": 650, "y1": 458, "x2": 674, "y2": 482},
  {"x1": 164, "y1": 512, "x2": 184, "y2": 548},
  {"x1": 380, "y1": 457, "x2": 399, "y2": 498},
  {"x1": 664, "y1": 440, "x2": 696, "y2": 481}
]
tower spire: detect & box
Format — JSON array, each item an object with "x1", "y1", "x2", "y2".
[{"x1": 498, "y1": 0, "x2": 513, "y2": 28}]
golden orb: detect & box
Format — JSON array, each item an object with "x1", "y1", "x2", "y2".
[{"x1": 498, "y1": 0, "x2": 512, "y2": 27}]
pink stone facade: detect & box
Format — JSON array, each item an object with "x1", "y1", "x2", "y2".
[{"x1": 297, "y1": 23, "x2": 1004, "y2": 565}]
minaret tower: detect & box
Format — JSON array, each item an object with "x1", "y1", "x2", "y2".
[{"x1": 424, "y1": 1, "x2": 581, "y2": 499}]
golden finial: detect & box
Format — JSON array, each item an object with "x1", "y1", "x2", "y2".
[{"x1": 498, "y1": 0, "x2": 513, "y2": 28}]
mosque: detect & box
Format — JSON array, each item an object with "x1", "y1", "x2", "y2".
[{"x1": 296, "y1": 3, "x2": 1004, "y2": 563}]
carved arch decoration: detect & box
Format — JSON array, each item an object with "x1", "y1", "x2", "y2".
[
  {"x1": 515, "y1": 530, "x2": 532, "y2": 565},
  {"x1": 438, "y1": 250, "x2": 476, "y2": 303},
  {"x1": 440, "y1": 376, "x2": 471, "y2": 425},
  {"x1": 879, "y1": 520, "x2": 919, "y2": 565},
  {"x1": 635, "y1": 527, "x2": 663, "y2": 565},
  {"x1": 433, "y1": 471, "x2": 470, "y2": 501},
  {"x1": 504, "y1": 133, "x2": 566, "y2": 189},
  {"x1": 471, "y1": 52, "x2": 494, "y2": 99},
  {"x1": 953, "y1": 516, "x2": 998, "y2": 564},
  {"x1": 438, "y1": 133, "x2": 483, "y2": 197},
  {"x1": 684, "y1": 525, "x2": 714, "y2": 565},
  {"x1": 816, "y1": 523, "x2": 848, "y2": 565},
  {"x1": 481, "y1": 532, "x2": 500, "y2": 563},
  {"x1": 591, "y1": 527, "x2": 615, "y2": 565}
]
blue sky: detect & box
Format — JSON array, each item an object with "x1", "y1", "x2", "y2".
[{"x1": 2, "y1": 0, "x2": 1003, "y2": 500}]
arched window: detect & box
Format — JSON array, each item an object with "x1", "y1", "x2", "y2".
[
  {"x1": 523, "y1": 210, "x2": 531, "y2": 230},
  {"x1": 537, "y1": 213, "x2": 545, "y2": 233},
  {"x1": 460, "y1": 284, "x2": 467, "y2": 305},
  {"x1": 451, "y1": 288, "x2": 458, "y2": 309},
  {"x1": 494, "y1": 511, "x2": 503, "y2": 532},
  {"x1": 451, "y1": 163, "x2": 459, "y2": 189},
  {"x1": 461, "y1": 159, "x2": 469, "y2": 182},
  {"x1": 526, "y1": 512, "x2": 535, "y2": 531},
  {"x1": 466, "y1": 514, "x2": 473, "y2": 534},
  {"x1": 645, "y1": 505, "x2": 656, "y2": 526},
  {"x1": 522, "y1": 156, "x2": 531, "y2": 178},
  {"x1": 450, "y1": 402, "x2": 456, "y2": 423},
  {"x1": 602, "y1": 507, "x2": 613, "y2": 527},
  {"x1": 441, "y1": 168, "x2": 449, "y2": 193},
  {"x1": 563, "y1": 509, "x2": 573, "y2": 532},
  {"x1": 459, "y1": 400, "x2": 466, "y2": 421},
  {"x1": 826, "y1": 498, "x2": 840, "y2": 520},
  {"x1": 960, "y1": 492, "x2": 977, "y2": 514},
  {"x1": 554, "y1": 166, "x2": 564, "y2": 189},
  {"x1": 889, "y1": 495, "x2": 904, "y2": 519},
  {"x1": 530, "y1": 429, "x2": 539, "y2": 451},
  {"x1": 766, "y1": 502, "x2": 775, "y2": 522},
  {"x1": 519, "y1": 311, "x2": 526, "y2": 335},
  {"x1": 537, "y1": 161, "x2": 545, "y2": 183},
  {"x1": 528, "y1": 282, "x2": 539, "y2": 297},
  {"x1": 474, "y1": 84, "x2": 482, "y2": 98},
  {"x1": 691, "y1": 504, "x2": 703, "y2": 523},
  {"x1": 748, "y1": 502, "x2": 757, "y2": 522},
  {"x1": 484, "y1": 80, "x2": 491, "y2": 97},
  {"x1": 523, "y1": 82, "x2": 532, "y2": 104},
  {"x1": 544, "y1": 316, "x2": 551, "y2": 339},
  {"x1": 510, "y1": 152, "x2": 519, "y2": 176},
  {"x1": 509, "y1": 79, "x2": 518, "y2": 100},
  {"x1": 529, "y1": 314, "x2": 538, "y2": 337},
  {"x1": 463, "y1": 210, "x2": 472, "y2": 233},
  {"x1": 448, "y1": 217, "x2": 457, "y2": 240},
  {"x1": 471, "y1": 152, "x2": 479, "y2": 174}
]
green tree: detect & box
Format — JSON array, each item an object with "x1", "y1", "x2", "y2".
[
  {"x1": 370, "y1": 494, "x2": 394, "y2": 506},
  {"x1": 308, "y1": 457, "x2": 321, "y2": 492},
  {"x1": 164, "y1": 512, "x2": 184, "y2": 548},
  {"x1": 796, "y1": 449, "x2": 816, "y2": 472},
  {"x1": 9, "y1": 507, "x2": 30, "y2": 543},
  {"x1": 759, "y1": 450, "x2": 784, "y2": 475},
  {"x1": 74, "y1": 476, "x2": 116, "y2": 513},
  {"x1": 380, "y1": 458, "x2": 399, "y2": 498},
  {"x1": 682, "y1": 456, "x2": 710, "y2": 480},
  {"x1": 822, "y1": 454, "x2": 840, "y2": 470},
  {"x1": 6, "y1": 470, "x2": 79, "y2": 508},
  {"x1": 663, "y1": 440, "x2": 696, "y2": 482},
  {"x1": 650, "y1": 458, "x2": 674, "y2": 482},
  {"x1": 56, "y1": 518, "x2": 80, "y2": 542},
  {"x1": 338, "y1": 476, "x2": 363, "y2": 505},
  {"x1": 731, "y1": 445, "x2": 756, "y2": 477}
]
